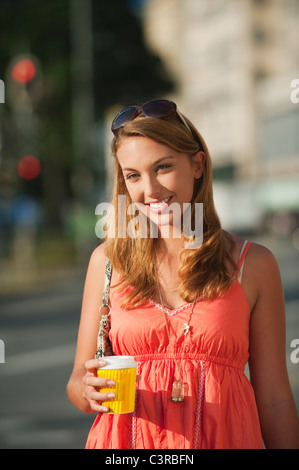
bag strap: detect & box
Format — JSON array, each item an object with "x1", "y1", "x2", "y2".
[
  {"x1": 102, "y1": 258, "x2": 112, "y2": 307},
  {"x1": 95, "y1": 259, "x2": 113, "y2": 359}
]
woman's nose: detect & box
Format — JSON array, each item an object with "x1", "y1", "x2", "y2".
[{"x1": 143, "y1": 174, "x2": 162, "y2": 199}]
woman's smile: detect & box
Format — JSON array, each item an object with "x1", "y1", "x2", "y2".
[{"x1": 145, "y1": 195, "x2": 174, "y2": 213}]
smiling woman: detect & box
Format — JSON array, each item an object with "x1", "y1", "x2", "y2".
[
  {"x1": 106, "y1": 108, "x2": 228, "y2": 309},
  {"x1": 67, "y1": 99, "x2": 299, "y2": 450}
]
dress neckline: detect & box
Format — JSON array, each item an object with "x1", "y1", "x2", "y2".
[
  {"x1": 149, "y1": 278, "x2": 250, "y2": 318},
  {"x1": 149, "y1": 241, "x2": 252, "y2": 316},
  {"x1": 112, "y1": 240, "x2": 251, "y2": 317},
  {"x1": 149, "y1": 295, "x2": 205, "y2": 317}
]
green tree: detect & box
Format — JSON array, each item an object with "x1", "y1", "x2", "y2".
[{"x1": 0, "y1": 0, "x2": 173, "y2": 229}]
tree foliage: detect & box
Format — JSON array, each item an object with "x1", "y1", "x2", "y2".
[{"x1": 0, "y1": 0, "x2": 174, "y2": 227}]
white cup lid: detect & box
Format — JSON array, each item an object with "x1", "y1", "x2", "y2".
[{"x1": 100, "y1": 355, "x2": 138, "y2": 369}]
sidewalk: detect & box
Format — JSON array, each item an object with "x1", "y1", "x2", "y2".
[{"x1": 0, "y1": 258, "x2": 86, "y2": 296}]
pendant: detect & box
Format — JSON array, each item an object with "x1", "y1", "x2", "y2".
[{"x1": 172, "y1": 380, "x2": 184, "y2": 402}]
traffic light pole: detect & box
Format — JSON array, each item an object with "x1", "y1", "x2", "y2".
[{"x1": 69, "y1": 0, "x2": 96, "y2": 264}]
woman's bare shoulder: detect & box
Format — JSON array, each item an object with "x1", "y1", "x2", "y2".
[
  {"x1": 89, "y1": 242, "x2": 107, "y2": 264},
  {"x1": 88, "y1": 242, "x2": 120, "y2": 286},
  {"x1": 226, "y1": 231, "x2": 280, "y2": 281},
  {"x1": 83, "y1": 242, "x2": 108, "y2": 289},
  {"x1": 246, "y1": 239, "x2": 279, "y2": 274}
]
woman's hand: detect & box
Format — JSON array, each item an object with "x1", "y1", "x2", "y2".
[{"x1": 82, "y1": 359, "x2": 116, "y2": 413}]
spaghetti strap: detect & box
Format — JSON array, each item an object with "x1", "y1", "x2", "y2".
[{"x1": 237, "y1": 240, "x2": 251, "y2": 283}]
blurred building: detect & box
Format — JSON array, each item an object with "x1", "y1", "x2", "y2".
[{"x1": 143, "y1": 0, "x2": 299, "y2": 233}]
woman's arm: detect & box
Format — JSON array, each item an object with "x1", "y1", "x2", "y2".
[
  {"x1": 67, "y1": 243, "x2": 116, "y2": 413},
  {"x1": 247, "y1": 244, "x2": 299, "y2": 449}
]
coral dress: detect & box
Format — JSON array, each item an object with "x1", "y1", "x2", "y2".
[{"x1": 86, "y1": 241, "x2": 263, "y2": 449}]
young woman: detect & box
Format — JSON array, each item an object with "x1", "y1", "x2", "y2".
[{"x1": 67, "y1": 99, "x2": 299, "y2": 449}]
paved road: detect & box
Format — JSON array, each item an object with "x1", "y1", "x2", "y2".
[
  {"x1": 0, "y1": 234, "x2": 298, "y2": 449},
  {"x1": 0, "y1": 271, "x2": 94, "y2": 449}
]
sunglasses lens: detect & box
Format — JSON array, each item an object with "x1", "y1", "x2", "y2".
[
  {"x1": 111, "y1": 100, "x2": 178, "y2": 134},
  {"x1": 111, "y1": 106, "x2": 139, "y2": 133},
  {"x1": 142, "y1": 99, "x2": 176, "y2": 119}
]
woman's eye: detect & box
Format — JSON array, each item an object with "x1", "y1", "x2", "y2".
[
  {"x1": 125, "y1": 173, "x2": 139, "y2": 180},
  {"x1": 157, "y1": 164, "x2": 171, "y2": 171},
  {"x1": 124, "y1": 164, "x2": 171, "y2": 180}
]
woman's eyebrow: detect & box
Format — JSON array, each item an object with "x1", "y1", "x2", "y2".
[{"x1": 122, "y1": 156, "x2": 175, "y2": 172}]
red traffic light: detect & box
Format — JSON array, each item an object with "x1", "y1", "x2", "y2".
[
  {"x1": 11, "y1": 59, "x2": 36, "y2": 83},
  {"x1": 18, "y1": 155, "x2": 41, "y2": 180}
]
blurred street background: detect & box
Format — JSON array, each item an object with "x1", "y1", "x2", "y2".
[{"x1": 0, "y1": 0, "x2": 299, "y2": 448}]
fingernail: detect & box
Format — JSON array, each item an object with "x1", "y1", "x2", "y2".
[
  {"x1": 98, "y1": 360, "x2": 106, "y2": 366},
  {"x1": 107, "y1": 393, "x2": 115, "y2": 399},
  {"x1": 107, "y1": 380, "x2": 115, "y2": 386}
]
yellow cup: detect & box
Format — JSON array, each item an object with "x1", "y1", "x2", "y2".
[{"x1": 97, "y1": 355, "x2": 138, "y2": 414}]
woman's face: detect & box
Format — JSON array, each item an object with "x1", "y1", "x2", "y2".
[{"x1": 116, "y1": 136, "x2": 204, "y2": 230}]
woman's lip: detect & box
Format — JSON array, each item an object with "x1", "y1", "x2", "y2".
[
  {"x1": 146, "y1": 195, "x2": 173, "y2": 213},
  {"x1": 145, "y1": 196, "x2": 173, "y2": 205}
]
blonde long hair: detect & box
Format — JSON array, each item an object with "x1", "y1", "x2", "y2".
[{"x1": 104, "y1": 112, "x2": 236, "y2": 308}]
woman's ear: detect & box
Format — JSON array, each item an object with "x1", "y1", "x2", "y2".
[{"x1": 193, "y1": 151, "x2": 206, "y2": 179}]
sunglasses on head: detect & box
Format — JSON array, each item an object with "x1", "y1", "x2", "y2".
[{"x1": 111, "y1": 99, "x2": 192, "y2": 136}]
